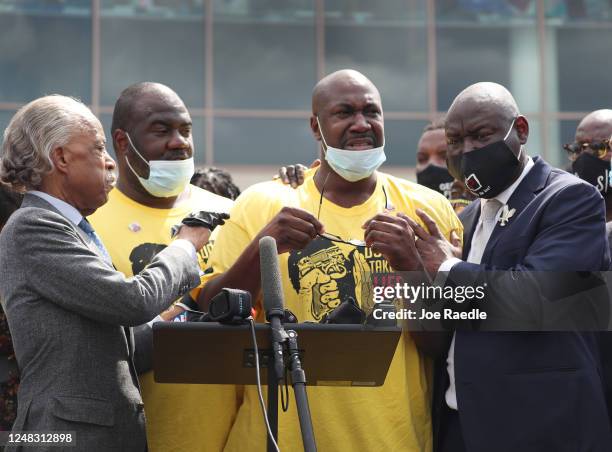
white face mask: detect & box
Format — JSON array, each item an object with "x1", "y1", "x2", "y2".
[
  {"x1": 124, "y1": 133, "x2": 194, "y2": 198},
  {"x1": 317, "y1": 117, "x2": 386, "y2": 182}
]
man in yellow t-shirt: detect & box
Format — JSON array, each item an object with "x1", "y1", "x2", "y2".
[
  {"x1": 200, "y1": 70, "x2": 462, "y2": 451},
  {"x1": 89, "y1": 82, "x2": 235, "y2": 452}
]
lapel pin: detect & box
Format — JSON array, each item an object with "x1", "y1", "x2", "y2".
[{"x1": 499, "y1": 205, "x2": 516, "y2": 227}]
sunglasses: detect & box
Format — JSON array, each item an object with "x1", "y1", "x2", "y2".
[
  {"x1": 316, "y1": 180, "x2": 390, "y2": 247},
  {"x1": 563, "y1": 139, "x2": 610, "y2": 161}
]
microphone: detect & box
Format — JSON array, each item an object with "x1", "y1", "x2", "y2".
[{"x1": 259, "y1": 236, "x2": 287, "y2": 383}]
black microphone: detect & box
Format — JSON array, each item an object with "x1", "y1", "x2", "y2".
[
  {"x1": 207, "y1": 288, "x2": 252, "y2": 324},
  {"x1": 259, "y1": 236, "x2": 287, "y2": 383}
]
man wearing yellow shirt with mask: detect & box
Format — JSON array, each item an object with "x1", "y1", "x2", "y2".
[
  {"x1": 89, "y1": 82, "x2": 235, "y2": 452},
  {"x1": 200, "y1": 69, "x2": 462, "y2": 451}
]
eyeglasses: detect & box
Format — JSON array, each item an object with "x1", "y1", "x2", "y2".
[
  {"x1": 316, "y1": 177, "x2": 390, "y2": 247},
  {"x1": 563, "y1": 139, "x2": 610, "y2": 161}
]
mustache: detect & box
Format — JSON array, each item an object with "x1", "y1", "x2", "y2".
[{"x1": 342, "y1": 133, "x2": 377, "y2": 146}]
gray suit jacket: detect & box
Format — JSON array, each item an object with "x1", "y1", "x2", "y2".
[{"x1": 0, "y1": 194, "x2": 200, "y2": 451}]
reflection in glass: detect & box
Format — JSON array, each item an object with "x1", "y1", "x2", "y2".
[
  {"x1": 214, "y1": 0, "x2": 313, "y2": 23},
  {"x1": 101, "y1": 0, "x2": 203, "y2": 18},
  {"x1": 324, "y1": 0, "x2": 425, "y2": 24},
  {"x1": 436, "y1": 0, "x2": 536, "y2": 23},
  {"x1": 0, "y1": 0, "x2": 90, "y2": 16},
  {"x1": 214, "y1": 118, "x2": 315, "y2": 165},
  {"x1": 546, "y1": 0, "x2": 612, "y2": 22}
]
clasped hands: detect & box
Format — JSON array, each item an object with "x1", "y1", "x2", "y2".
[
  {"x1": 363, "y1": 209, "x2": 462, "y2": 276},
  {"x1": 258, "y1": 205, "x2": 461, "y2": 278}
]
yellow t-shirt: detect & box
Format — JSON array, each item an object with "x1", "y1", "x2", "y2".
[
  {"x1": 205, "y1": 171, "x2": 463, "y2": 452},
  {"x1": 90, "y1": 185, "x2": 237, "y2": 452}
]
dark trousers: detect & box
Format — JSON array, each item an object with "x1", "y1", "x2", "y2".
[{"x1": 438, "y1": 404, "x2": 467, "y2": 452}]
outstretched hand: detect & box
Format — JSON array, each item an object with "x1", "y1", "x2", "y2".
[
  {"x1": 400, "y1": 209, "x2": 462, "y2": 277},
  {"x1": 362, "y1": 212, "x2": 422, "y2": 271},
  {"x1": 276, "y1": 160, "x2": 321, "y2": 188}
]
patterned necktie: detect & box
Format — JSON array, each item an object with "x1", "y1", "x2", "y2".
[
  {"x1": 467, "y1": 198, "x2": 503, "y2": 265},
  {"x1": 78, "y1": 218, "x2": 113, "y2": 265}
]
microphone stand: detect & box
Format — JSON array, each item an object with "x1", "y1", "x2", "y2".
[
  {"x1": 286, "y1": 329, "x2": 316, "y2": 452},
  {"x1": 266, "y1": 320, "x2": 317, "y2": 452},
  {"x1": 267, "y1": 313, "x2": 287, "y2": 452}
]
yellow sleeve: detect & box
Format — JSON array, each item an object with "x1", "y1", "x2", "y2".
[{"x1": 201, "y1": 182, "x2": 286, "y2": 287}]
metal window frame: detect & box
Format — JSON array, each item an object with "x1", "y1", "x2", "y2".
[{"x1": 0, "y1": 0, "x2": 598, "y2": 165}]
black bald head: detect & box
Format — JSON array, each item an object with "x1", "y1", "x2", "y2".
[
  {"x1": 445, "y1": 82, "x2": 529, "y2": 161},
  {"x1": 575, "y1": 109, "x2": 612, "y2": 162},
  {"x1": 310, "y1": 69, "x2": 384, "y2": 152},
  {"x1": 111, "y1": 82, "x2": 186, "y2": 135}
]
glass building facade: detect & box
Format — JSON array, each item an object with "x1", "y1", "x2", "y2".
[{"x1": 1, "y1": 0, "x2": 612, "y2": 180}]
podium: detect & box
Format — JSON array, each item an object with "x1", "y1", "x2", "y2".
[
  {"x1": 153, "y1": 321, "x2": 401, "y2": 451},
  {"x1": 153, "y1": 322, "x2": 401, "y2": 387}
]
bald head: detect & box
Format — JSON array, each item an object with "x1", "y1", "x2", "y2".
[
  {"x1": 312, "y1": 69, "x2": 380, "y2": 115},
  {"x1": 111, "y1": 82, "x2": 187, "y2": 134},
  {"x1": 576, "y1": 109, "x2": 612, "y2": 143},
  {"x1": 447, "y1": 82, "x2": 520, "y2": 126},
  {"x1": 444, "y1": 83, "x2": 529, "y2": 196}
]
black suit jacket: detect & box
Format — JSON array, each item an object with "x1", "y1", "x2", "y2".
[{"x1": 433, "y1": 157, "x2": 612, "y2": 452}]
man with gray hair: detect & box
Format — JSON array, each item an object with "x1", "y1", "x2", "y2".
[{"x1": 0, "y1": 95, "x2": 219, "y2": 451}]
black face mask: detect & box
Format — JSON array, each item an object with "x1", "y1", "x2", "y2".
[
  {"x1": 416, "y1": 164, "x2": 454, "y2": 199},
  {"x1": 446, "y1": 121, "x2": 522, "y2": 199},
  {"x1": 572, "y1": 152, "x2": 611, "y2": 195}
]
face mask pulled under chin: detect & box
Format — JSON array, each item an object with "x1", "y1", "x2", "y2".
[
  {"x1": 317, "y1": 117, "x2": 386, "y2": 182},
  {"x1": 446, "y1": 119, "x2": 521, "y2": 199},
  {"x1": 124, "y1": 133, "x2": 194, "y2": 198},
  {"x1": 572, "y1": 152, "x2": 612, "y2": 196}
]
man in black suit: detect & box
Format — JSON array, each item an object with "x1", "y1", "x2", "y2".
[{"x1": 405, "y1": 82, "x2": 611, "y2": 452}]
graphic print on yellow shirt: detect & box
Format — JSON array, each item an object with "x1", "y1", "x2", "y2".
[
  {"x1": 89, "y1": 185, "x2": 236, "y2": 452},
  {"x1": 204, "y1": 170, "x2": 463, "y2": 452},
  {"x1": 288, "y1": 238, "x2": 375, "y2": 320}
]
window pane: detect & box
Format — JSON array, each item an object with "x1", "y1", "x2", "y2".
[
  {"x1": 100, "y1": 1, "x2": 205, "y2": 108},
  {"x1": 436, "y1": 3, "x2": 539, "y2": 112},
  {"x1": 214, "y1": 118, "x2": 315, "y2": 165},
  {"x1": 325, "y1": 0, "x2": 426, "y2": 22},
  {"x1": 556, "y1": 119, "x2": 581, "y2": 171},
  {"x1": 213, "y1": 1, "x2": 315, "y2": 110},
  {"x1": 0, "y1": 1, "x2": 91, "y2": 102},
  {"x1": 99, "y1": 113, "x2": 205, "y2": 164},
  {"x1": 384, "y1": 120, "x2": 428, "y2": 166},
  {"x1": 551, "y1": 28, "x2": 612, "y2": 111},
  {"x1": 546, "y1": 0, "x2": 612, "y2": 22},
  {"x1": 437, "y1": 0, "x2": 537, "y2": 21},
  {"x1": 325, "y1": 1, "x2": 428, "y2": 112},
  {"x1": 524, "y1": 117, "x2": 543, "y2": 162},
  {"x1": 0, "y1": 110, "x2": 16, "y2": 140},
  {"x1": 544, "y1": 1, "x2": 612, "y2": 112}
]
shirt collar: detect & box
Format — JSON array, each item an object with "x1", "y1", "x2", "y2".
[
  {"x1": 480, "y1": 155, "x2": 534, "y2": 211},
  {"x1": 28, "y1": 190, "x2": 83, "y2": 226}
]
